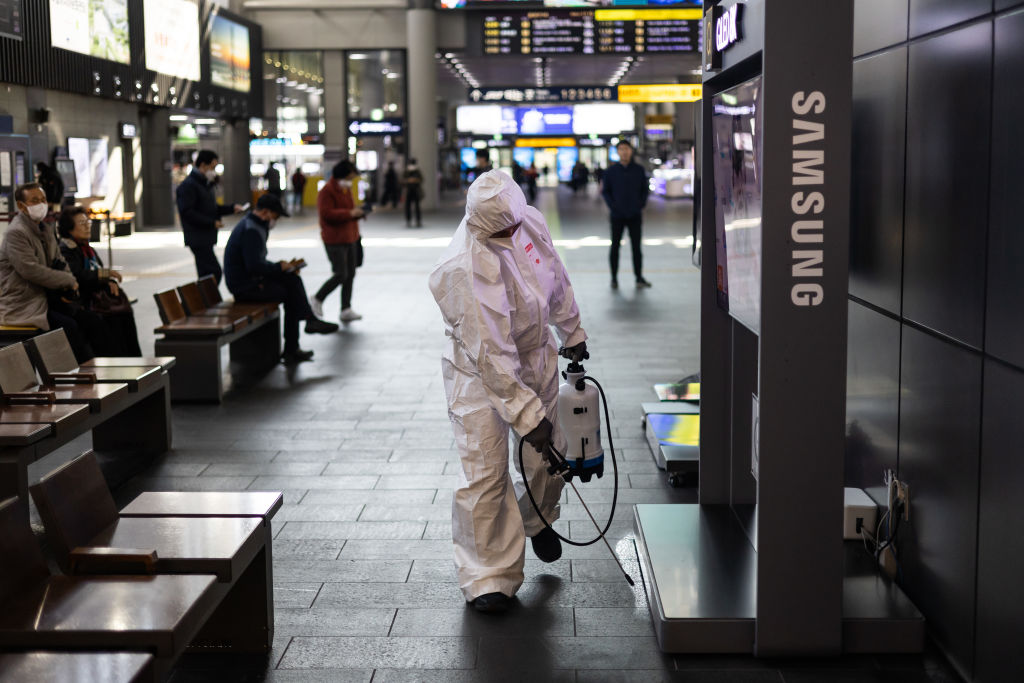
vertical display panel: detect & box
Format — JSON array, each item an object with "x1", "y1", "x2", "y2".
[
  {"x1": 210, "y1": 13, "x2": 251, "y2": 92},
  {"x1": 0, "y1": 0, "x2": 23, "y2": 40},
  {"x1": 143, "y1": 0, "x2": 200, "y2": 81},
  {"x1": 711, "y1": 75, "x2": 763, "y2": 335}
]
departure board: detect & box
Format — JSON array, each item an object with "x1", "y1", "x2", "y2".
[{"x1": 483, "y1": 8, "x2": 701, "y2": 55}]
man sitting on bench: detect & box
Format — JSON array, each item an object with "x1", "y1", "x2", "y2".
[{"x1": 224, "y1": 193, "x2": 338, "y2": 364}]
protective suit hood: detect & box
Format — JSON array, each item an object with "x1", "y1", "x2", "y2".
[{"x1": 465, "y1": 170, "x2": 526, "y2": 240}]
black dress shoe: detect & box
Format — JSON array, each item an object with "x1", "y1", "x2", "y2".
[
  {"x1": 304, "y1": 318, "x2": 339, "y2": 334},
  {"x1": 281, "y1": 349, "x2": 314, "y2": 364},
  {"x1": 636, "y1": 277, "x2": 652, "y2": 288},
  {"x1": 472, "y1": 592, "x2": 511, "y2": 614},
  {"x1": 531, "y1": 525, "x2": 562, "y2": 563}
]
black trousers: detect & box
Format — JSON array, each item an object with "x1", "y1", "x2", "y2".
[
  {"x1": 234, "y1": 273, "x2": 313, "y2": 353},
  {"x1": 47, "y1": 309, "x2": 95, "y2": 363},
  {"x1": 315, "y1": 243, "x2": 358, "y2": 311},
  {"x1": 190, "y1": 244, "x2": 222, "y2": 284},
  {"x1": 609, "y1": 214, "x2": 644, "y2": 280},
  {"x1": 405, "y1": 196, "x2": 421, "y2": 225}
]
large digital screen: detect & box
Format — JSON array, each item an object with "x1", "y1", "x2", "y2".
[
  {"x1": 556, "y1": 147, "x2": 579, "y2": 182},
  {"x1": 210, "y1": 13, "x2": 250, "y2": 92},
  {"x1": 516, "y1": 106, "x2": 573, "y2": 135},
  {"x1": 482, "y1": 7, "x2": 701, "y2": 54},
  {"x1": 711, "y1": 76, "x2": 763, "y2": 334},
  {"x1": 572, "y1": 103, "x2": 634, "y2": 134},
  {"x1": 144, "y1": 0, "x2": 200, "y2": 81},
  {"x1": 67, "y1": 136, "x2": 108, "y2": 198},
  {"x1": 0, "y1": 0, "x2": 23, "y2": 40},
  {"x1": 49, "y1": 0, "x2": 130, "y2": 63},
  {"x1": 456, "y1": 105, "x2": 518, "y2": 136}
]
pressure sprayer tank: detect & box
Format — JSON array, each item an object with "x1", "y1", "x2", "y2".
[{"x1": 557, "y1": 367, "x2": 604, "y2": 482}]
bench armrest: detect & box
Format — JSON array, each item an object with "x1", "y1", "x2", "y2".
[
  {"x1": 3, "y1": 391, "x2": 56, "y2": 405},
  {"x1": 68, "y1": 546, "x2": 159, "y2": 574},
  {"x1": 49, "y1": 372, "x2": 99, "y2": 384}
]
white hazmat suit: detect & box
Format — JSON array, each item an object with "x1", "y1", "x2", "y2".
[{"x1": 429, "y1": 170, "x2": 587, "y2": 601}]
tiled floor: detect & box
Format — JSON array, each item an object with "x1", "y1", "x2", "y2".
[{"x1": 42, "y1": 185, "x2": 960, "y2": 681}]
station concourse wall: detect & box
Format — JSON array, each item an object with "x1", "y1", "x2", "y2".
[{"x1": 846, "y1": 1, "x2": 1024, "y2": 680}]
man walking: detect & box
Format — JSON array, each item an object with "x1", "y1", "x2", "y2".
[
  {"x1": 176, "y1": 149, "x2": 244, "y2": 284},
  {"x1": 601, "y1": 140, "x2": 651, "y2": 289}
]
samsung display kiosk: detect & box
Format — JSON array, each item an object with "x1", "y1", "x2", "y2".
[{"x1": 632, "y1": 0, "x2": 924, "y2": 656}]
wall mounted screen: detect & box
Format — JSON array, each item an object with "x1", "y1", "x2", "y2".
[
  {"x1": 0, "y1": 0, "x2": 24, "y2": 40},
  {"x1": 442, "y1": 1, "x2": 700, "y2": 8},
  {"x1": 711, "y1": 75, "x2": 763, "y2": 335},
  {"x1": 49, "y1": 0, "x2": 130, "y2": 63},
  {"x1": 572, "y1": 103, "x2": 635, "y2": 134},
  {"x1": 67, "y1": 136, "x2": 108, "y2": 198},
  {"x1": 143, "y1": 0, "x2": 200, "y2": 81},
  {"x1": 210, "y1": 13, "x2": 250, "y2": 92}
]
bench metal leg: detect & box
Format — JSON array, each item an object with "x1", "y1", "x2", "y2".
[
  {"x1": 190, "y1": 537, "x2": 274, "y2": 653},
  {"x1": 93, "y1": 381, "x2": 173, "y2": 455},
  {"x1": 229, "y1": 315, "x2": 281, "y2": 370},
  {"x1": 155, "y1": 339, "x2": 226, "y2": 403}
]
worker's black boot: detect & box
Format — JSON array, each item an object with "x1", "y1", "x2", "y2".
[{"x1": 531, "y1": 526, "x2": 562, "y2": 563}]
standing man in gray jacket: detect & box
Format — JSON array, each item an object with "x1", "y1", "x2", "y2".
[{"x1": 0, "y1": 183, "x2": 94, "y2": 361}]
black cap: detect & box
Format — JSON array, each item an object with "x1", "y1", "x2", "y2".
[{"x1": 256, "y1": 192, "x2": 290, "y2": 217}]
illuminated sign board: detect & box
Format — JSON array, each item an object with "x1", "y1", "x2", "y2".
[
  {"x1": 703, "y1": 2, "x2": 742, "y2": 71},
  {"x1": 144, "y1": 0, "x2": 201, "y2": 81},
  {"x1": 618, "y1": 83, "x2": 702, "y2": 103},
  {"x1": 514, "y1": 137, "x2": 577, "y2": 148},
  {"x1": 348, "y1": 118, "x2": 404, "y2": 136},
  {"x1": 483, "y1": 8, "x2": 702, "y2": 56},
  {"x1": 119, "y1": 121, "x2": 137, "y2": 139},
  {"x1": 210, "y1": 13, "x2": 251, "y2": 93},
  {"x1": 516, "y1": 106, "x2": 573, "y2": 135},
  {"x1": 468, "y1": 86, "x2": 617, "y2": 104}
]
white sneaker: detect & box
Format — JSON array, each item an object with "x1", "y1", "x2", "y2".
[
  {"x1": 309, "y1": 296, "x2": 324, "y2": 318},
  {"x1": 340, "y1": 308, "x2": 362, "y2": 322}
]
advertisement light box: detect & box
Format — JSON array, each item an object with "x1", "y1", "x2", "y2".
[
  {"x1": 516, "y1": 107, "x2": 573, "y2": 135},
  {"x1": 456, "y1": 105, "x2": 517, "y2": 136},
  {"x1": 144, "y1": 0, "x2": 200, "y2": 81},
  {"x1": 572, "y1": 103, "x2": 635, "y2": 135},
  {"x1": 210, "y1": 13, "x2": 251, "y2": 92},
  {"x1": 50, "y1": 0, "x2": 130, "y2": 64}
]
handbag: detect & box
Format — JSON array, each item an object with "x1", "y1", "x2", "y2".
[
  {"x1": 356, "y1": 237, "x2": 364, "y2": 268},
  {"x1": 89, "y1": 288, "x2": 132, "y2": 315}
]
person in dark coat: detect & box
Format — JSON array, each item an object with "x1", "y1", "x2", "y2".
[
  {"x1": 35, "y1": 161, "x2": 65, "y2": 210},
  {"x1": 57, "y1": 206, "x2": 142, "y2": 356},
  {"x1": 224, "y1": 194, "x2": 339, "y2": 364},
  {"x1": 380, "y1": 161, "x2": 400, "y2": 209},
  {"x1": 291, "y1": 169, "x2": 307, "y2": 215},
  {"x1": 175, "y1": 149, "x2": 244, "y2": 284},
  {"x1": 601, "y1": 141, "x2": 651, "y2": 289},
  {"x1": 403, "y1": 159, "x2": 424, "y2": 228}
]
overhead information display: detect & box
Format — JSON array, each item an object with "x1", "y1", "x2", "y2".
[
  {"x1": 443, "y1": 1, "x2": 700, "y2": 8},
  {"x1": 0, "y1": 0, "x2": 23, "y2": 40},
  {"x1": 483, "y1": 8, "x2": 701, "y2": 55}
]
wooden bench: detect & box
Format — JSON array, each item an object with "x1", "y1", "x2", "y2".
[
  {"x1": 153, "y1": 287, "x2": 281, "y2": 403},
  {"x1": 26, "y1": 329, "x2": 164, "y2": 393},
  {"x1": 0, "y1": 652, "x2": 154, "y2": 683},
  {"x1": 0, "y1": 497, "x2": 221, "y2": 681},
  {"x1": 0, "y1": 342, "x2": 173, "y2": 517},
  {"x1": 29, "y1": 451, "x2": 276, "y2": 653},
  {"x1": 0, "y1": 324, "x2": 41, "y2": 348},
  {"x1": 179, "y1": 279, "x2": 277, "y2": 322}
]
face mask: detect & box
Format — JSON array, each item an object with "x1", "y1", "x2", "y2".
[
  {"x1": 24, "y1": 203, "x2": 48, "y2": 222},
  {"x1": 204, "y1": 169, "x2": 218, "y2": 182},
  {"x1": 268, "y1": 218, "x2": 277, "y2": 230}
]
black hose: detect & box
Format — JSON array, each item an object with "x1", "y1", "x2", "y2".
[{"x1": 518, "y1": 375, "x2": 619, "y2": 547}]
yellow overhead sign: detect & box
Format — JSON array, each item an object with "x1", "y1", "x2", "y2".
[
  {"x1": 618, "y1": 84, "x2": 703, "y2": 103},
  {"x1": 514, "y1": 138, "x2": 577, "y2": 148},
  {"x1": 594, "y1": 9, "x2": 703, "y2": 22}
]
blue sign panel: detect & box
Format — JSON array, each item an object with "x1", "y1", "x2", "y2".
[{"x1": 515, "y1": 106, "x2": 573, "y2": 136}]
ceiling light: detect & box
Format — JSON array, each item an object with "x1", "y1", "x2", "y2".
[
  {"x1": 445, "y1": 52, "x2": 454, "y2": 58},
  {"x1": 350, "y1": 53, "x2": 367, "y2": 60},
  {"x1": 195, "y1": 118, "x2": 217, "y2": 125},
  {"x1": 169, "y1": 114, "x2": 188, "y2": 121}
]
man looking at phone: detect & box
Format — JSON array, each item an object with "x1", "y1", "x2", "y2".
[
  {"x1": 224, "y1": 194, "x2": 339, "y2": 364},
  {"x1": 176, "y1": 149, "x2": 245, "y2": 284}
]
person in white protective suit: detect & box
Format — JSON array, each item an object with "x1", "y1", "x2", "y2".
[{"x1": 429, "y1": 170, "x2": 588, "y2": 614}]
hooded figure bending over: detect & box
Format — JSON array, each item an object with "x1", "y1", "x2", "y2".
[{"x1": 429, "y1": 170, "x2": 588, "y2": 613}]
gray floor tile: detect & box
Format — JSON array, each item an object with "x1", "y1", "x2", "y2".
[
  {"x1": 275, "y1": 503, "x2": 364, "y2": 522},
  {"x1": 407, "y1": 558, "x2": 571, "y2": 584},
  {"x1": 390, "y1": 606, "x2": 575, "y2": 637},
  {"x1": 376, "y1": 474, "x2": 461, "y2": 490},
  {"x1": 574, "y1": 607, "x2": 656, "y2": 636},
  {"x1": 372, "y1": 671, "x2": 574, "y2": 683},
  {"x1": 313, "y1": 582, "x2": 466, "y2": 609},
  {"x1": 477, "y1": 635, "x2": 672, "y2": 670},
  {"x1": 274, "y1": 448, "x2": 394, "y2": 463},
  {"x1": 204, "y1": 461, "x2": 328, "y2": 476},
  {"x1": 251, "y1": 475, "x2": 381, "y2": 490},
  {"x1": 273, "y1": 559, "x2": 412, "y2": 583},
  {"x1": 277, "y1": 637, "x2": 476, "y2": 669},
  {"x1": 271, "y1": 539, "x2": 344, "y2": 560},
  {"x1": 274, "y1": 607, "x2": 396, "y2": 637},
  {"x1": 275, "y1": 582, "x2": 324, "y2": 609},
  {"x1": 577, "y1": 672, "x2": 783, "y2": 683},
  {"x1": 277, "y1": 521, "x2": 426, "y2": 540},
  {"x1": 302, "y1": 489, "x2": 438, "y2": 505},
  {"x1": 360, "y1": 504, "x2": 451, "y2": 522}
]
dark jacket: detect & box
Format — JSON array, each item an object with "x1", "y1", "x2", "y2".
[
  {"x1": 176, "y1": 169, "x2": 234, "y2": 248},
  {"x1": 60, "y1": 238, "x2": 109, "y2": 300},
  {"x1": 601, "y1": 161, "x2": 649, "y2": 219},
  {"x1": 223, "y1": 213, "x2": 282, "y2": 295},
  {"x1": 37, "y1": 166, "x2": 65, "y2": 205}
]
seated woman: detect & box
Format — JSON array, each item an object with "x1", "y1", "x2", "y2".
[{"x1": 57, "y1": 207, "x2": 142, "y2": 356}]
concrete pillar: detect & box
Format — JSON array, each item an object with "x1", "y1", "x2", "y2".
[
  {"x1": 140, "y1": 108, "x2": 174, "y2": 228},
  {"x1": 406, "y1": 2, "x2": 438, "y2": 210},
  {"x1": 323, "y1": 50, "x2": 346, "y2": 156},
  {"x1": 220, "y1": 120, "x2": 252, "y2": 206}
]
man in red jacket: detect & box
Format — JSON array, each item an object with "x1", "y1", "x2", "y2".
[{"x1": 313, "y1": 160, "x2": 365, "y2": 322}]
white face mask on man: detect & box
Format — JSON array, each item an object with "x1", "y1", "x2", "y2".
[
  {"x1": 23, "y1": 202, "x2": 49, "y2": 223},
  {"x1": 204, "y1": 169, "x2": 218, "y2": 182}
]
